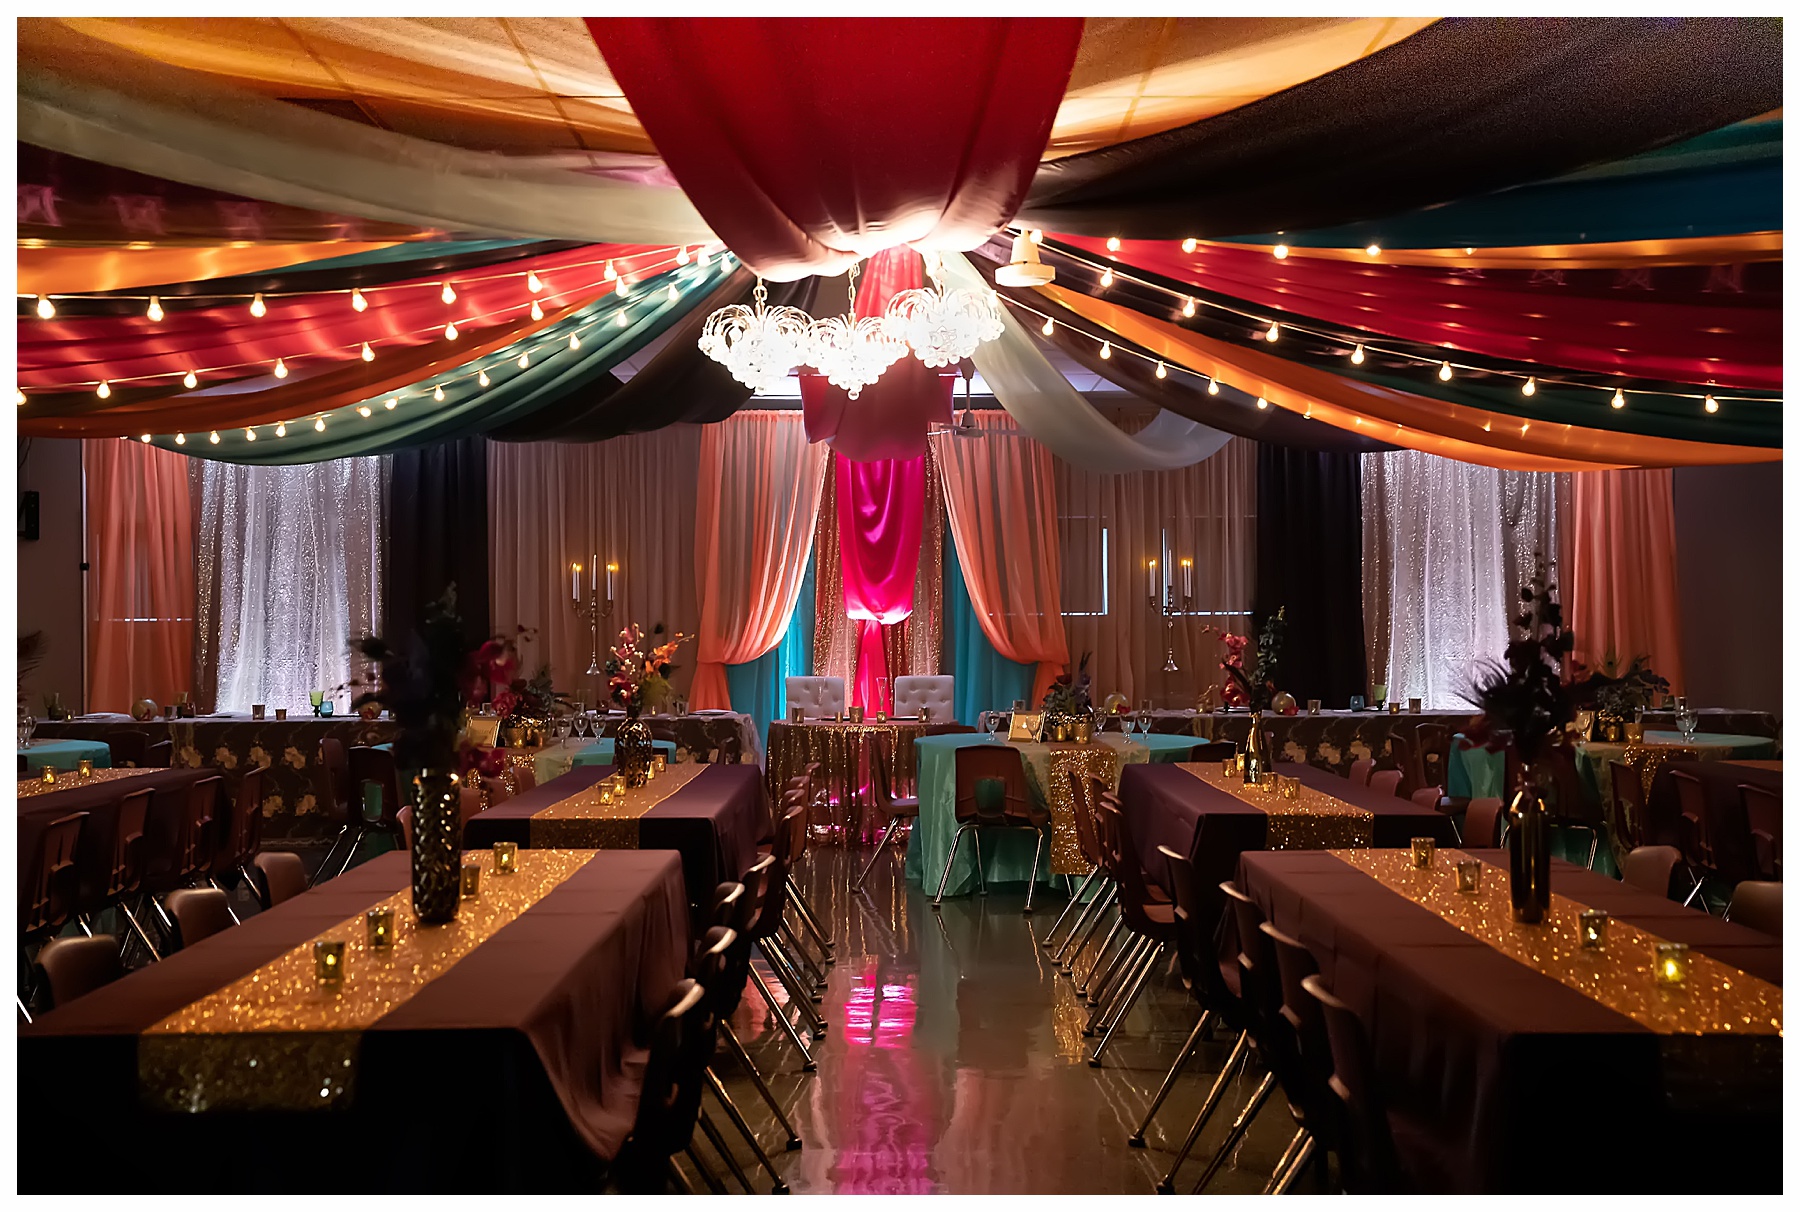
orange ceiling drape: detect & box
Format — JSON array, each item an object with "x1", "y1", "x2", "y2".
[
  {"x1": 1215, "y1": 231, "x2": 1782, "y2": 270},
  {"x1": 18, "y1": 241, "x2": 400, "y2": 294}
]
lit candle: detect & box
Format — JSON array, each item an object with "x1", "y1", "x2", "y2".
[
  {"x1": 77, "y1": 758, "x2": 93, "y2": 778},
  {"x1": 571, "y1": 562, "x2": 581, "y2": 602},
  {"x1": 1454, "y1": 860, "x2": 1482, "y2": 894},
  {"x1": 365, "y1": 908, "x2": 395, "y2": 949},
  {"x1": 1653, "y1": 941, "x2": 1689, "y2": 986},
  {"x1": 1147, "y1": 558, "x2": 1158, "y2": 603},
  {"x1": 652, "y1": 753, "x2": 668, "y2": 774},
  {"x1": 460, "y1": 863, "x2": 482, "y2": 900},
  {"x1": 606, "y1": 561, "x2": 617, "y2": 601},
  {"x1": 39, "y1": 766, "x2": 56, "y2": 785},
  {"x1": 1181, "y1": 557, "x2": 1193, "y2": 598},
  {"x1": 1411, "y1": 837, "x2": 1436, "y2": 868},
  {"x1": 1579, "y1": 910, "x2": 1609, "y2": 950},
  {"x1": 591, "y1": 555, "x2": 598, "y2": 592},
  {"x1": 492, "y1": 841, "x2": 518, "y2": 875},
  {"x1": 314, "y1": 940, "x2": 346, "y2": 983}
]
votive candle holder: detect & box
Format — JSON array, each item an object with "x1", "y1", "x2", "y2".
[
  {"x1": 1279, "y1": 778, "x2": 1299, "y2": 800},
  {"x1": 653, "y1": 753, "x2": 667, "y2": 774},
  {"x1": 1388, "y1": 702, "x2": 1402, "y2": 715},
  {"x1": 1454, "y1": 859, "x2": 1482, "y2": 894},
  {"x1": 77, "y1": 758, "x2": 94, "y2": 778},
  {"x1": 1578, "y1": 910, "x2": 1609, "y2": 950},
  {"x1": 314, "y1": 940, "x2": 346, "y2": 983},
  {"x1": 1306, "y1": 699, "x2": 1321, "y2": 716},
  {"x1": 460, "y1": 863, "x2": 482, "y2": 900},
  {"x1": 492, "y1": 841, "x2": 518, "y2": 875},
  {"x1": 1653, "y1": 942, "x2": 1690, "y2": 986},
  {"x1": 1411, "y1": 837, "x2": 1436, "y2": 868},
  {"x1": 274, "y1": 708, "x2": 288, "y2": 721},
  {"x1": 1408, "y1": 697, "x2": 1423, "y2": 714},
  {"x1": 39, "y1": 766, "x2": 56, "y2": 785},
  {"x1": 252, "y1": 704, "x2": 266, "y2": 721},
  {"x1": 1221, "y1": 758, "x2": 1236, "y2": 778},
  {"x1": 365, "y1": 907, "x2": 396, "y2": 950},
  {"x1": 849, "y1": 706, "x2": 865, "y2": 724}
]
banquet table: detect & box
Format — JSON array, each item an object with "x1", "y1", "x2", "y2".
[
  {"x1": 1234, "y1": 848, "x2": 1782, "y2": 1193},
  {"x1": 1644, "y1": 758, "x2": 1782, "y2": 884},
  {"x1": 568, "y1": 737, "x2": 680, "y2": 770},
  {"x1": 1447, "y1": 730, "x2": 1778, "y2": 804},
  {"x1": 905, "y1": 733, "x2": 1159, "y2": 897},
  {"x1": 17, "y1": 848, "x2": 689, "y2": 1192},
  {"x1": 1120, "y1": 761, "x2": 1460, "y2": 928},
  {"x1": 463, "y1": 764, "x2": 768, "y2": 917},
  {"x1": 16, "y1": 766, "x2": 216, "y2": 920},
  {"x1": 766, "y1": 717, "x2": 930, "y2": 844},
  {"x1": 18, "y1": 737, "x2": 111, "y2": 772}
]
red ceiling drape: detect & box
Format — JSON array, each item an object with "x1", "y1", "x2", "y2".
[{"x1": 587, "y1": 17, "x2": 1083, "y2": 280}]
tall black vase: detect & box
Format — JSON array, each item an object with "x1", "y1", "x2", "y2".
[
  {"x1": 615, "y1": 713, "x2": 655, "y2": 788},
  {"x1": 410, "y1": 769, "x2": 462, "y2": 924},
  {"x1": 1507, "y1": 765, "x2": 1552, "y2": 924}
]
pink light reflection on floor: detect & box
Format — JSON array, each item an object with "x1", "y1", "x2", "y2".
[{"x1": 828, "y1": 969, "x2": 938, "y2": 1193}]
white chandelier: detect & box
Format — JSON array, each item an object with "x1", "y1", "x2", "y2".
[{"x1": 698, "y1": 252, "x2": 1003, "y2": 397}]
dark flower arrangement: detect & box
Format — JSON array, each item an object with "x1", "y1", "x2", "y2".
[
  {"x1": 1572, "y1": 652, "x2": 1670, "y2": 717},
  {"x1": 1041, "y1": 651, "x2": 1095, "y2": 716},
  {"x1": 1465, "y1": 565, "x2": 1581, "y2": 765},
  {"x1": 1221, "y1": 607, "x2": 1286, "y2": 711}
]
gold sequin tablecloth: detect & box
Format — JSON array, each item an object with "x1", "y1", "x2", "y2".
[
  {"x1": 1016, "y1": 735, "x2": 1149, "y2": 875},
  {"x1": 766, "y1": 719, "x2": 929, "y2": 844},
  {"x1": 1175, "y1": 762, "x2": 1375, "y2": 850}
]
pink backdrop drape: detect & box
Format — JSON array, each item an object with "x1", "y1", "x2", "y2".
[
  {"x1": 84, "y1": 438, "x2": 194, "y2": 712},
  {"x1": 1568, "y1": 468, "x2": 1686, "y2": 694},
  {"x1": 691, "y1": 412, "x2": 829, "y2": 709},
  {"x1": 837, "y1": 453, "x2": 925, "y2": 710},
  {"x1": 930, "y1": 414, "x2": 1070, "y2": 703}
]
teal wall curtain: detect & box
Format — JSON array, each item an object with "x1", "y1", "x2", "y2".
[
  {"x1": 724, "y1": 555, "x2": 816, "y2": 745},
  {"x1": 944, "y1": 536, "x2": 1034, "y2": 724}
]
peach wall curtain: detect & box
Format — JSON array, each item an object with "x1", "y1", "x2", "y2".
[
  {"x1": 1053, "y1": 425, "x2": 1257, "y2": 707},
  {"x1": 488, "y1": 428, "x2": 702, "y2": 705},
  {"x1": 84, "y1": 437, "x2": 194, "y2": 713},
  {"x1": 930, "y1": 412, "x2": 1070, "y2": 703},
  {"x1": 1568, "y1": 468, "x2": 1686, "y2": 694},
  {"x1": 691, "y1": 411, "x2": 829, "y2": 709}
]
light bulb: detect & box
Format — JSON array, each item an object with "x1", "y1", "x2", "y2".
[
  {"x1": 384, "y1": 398, "x2": 397, "y2": 410},
  {"x1": 361, "y1": 342, "x2": 374, "y2": 362},
  {"x1": 174, "y1": 432, "x2": 185, "y2": 445},
  {"x1": 1350, "y1": 344, "x2": 1366, "y2": 365},
  {"x1": 1265, "y1": 322, "x2": 1280, "y2": 342},
  {"x1": 35, "y1": 295, "x2": 54, "y2": 319},
  {"x1": 96, "y1": 380, "x2": 111, "y2": 399},
  {"x1": 1365, "y1": 244, "x2": 1382, "y2": 257},
  {"x1": 1099, "y1": 341, "x2": 1112, "y2": 359},
  {"x1": 1273, "y1": 244, "x2": 1289, "y2": 260},
  {"x1": 1181, "y1": 238, "x2": 1198, "y2": 253},
  {"x1": 1611, "y1": 388, "x2": 1625, "y2": 409},
  {"x1": 440, "y1": 282, "x2": 456, "y2": 305},
  {"x1": 529, "y1": 301, "x2": 544, "y2": 321},
  {"x1": 1155, "y1": 361, "x2": 1167, "y2": 379},
  {"x1": 1100, "y1": 267, "x2": 1115, "y2": 288},
  {"x1": 518, "y1": 352, "x2": 530, "y2": 369},
  {"x1": 249, "y1": 293, "x2": 266, "y2": 318},
  {"x1": 444, "y1": 321, "x2": 459, "y2": 340},
  {"x1": 139, "y1": 434, "x2": 151, "y2": 443},
  {"x1": 208, "y1": 430, "x2": 220, "y2": 444},
  {"x1": 604, "y1": 260, "x2": 617, "y2": 281},
  {"x1": 273, "y1": 358, "x2": 289, "y2": 379},
  {"x1": 146, "y1": 296, "x2": 164, "y2": 322},
  {"x1": 275, "y1": 423, "x2": 287, "y2": 437},
  {"x1": 1106, "y1": 236, "x2": 1121, "y2": 252},
  {"x1": 1438, "y1": 361, "x2": 1453, "y2": 381},
  {"x1": 357, "y1": 405, "x2": 372, "y2": 418},
  {"x1": 676, "y1": 246, "x2": 690, "y2": 264},
  {"x1": 1522, "y1": 377, "x2": 1537, "y2": 396},
  {"x1": 1041, "y1": 317, "x2": 1055, "y2": 337},
  {"x1": 1207, "y1": 379, "x2": 1220, "y2": 396},
  {"x1": 616, "y1": 310, "x2": 629, "y2": 326},
  {"x1": 1182, "y1": 298, "x2": 1196, "y2": 318},
  {"x1": 183, "y1": 369, "x2": 199, "y2": 389},
  {"x1": 11, "y1": 390, "x2": 22, "y2": 407},
  {"x1": 1704, "y1": 394, "x2": 1719, "y2": 414},
  {"x1": 1256, "y1": 397, "x2": 1269, "y2": 410},
  {"x1": 351, "y1": 288, "x2": 367, "y2": 312},
  {"x1": 245, "y1": 428, "x2": 257, "y2": 441},
  {"x1": 314, "y1": 416, "x2": 326, "y2": 432},
  {"x1": 698, "y1": 248, "x2": 712, "y2": 267},
  {"x1": 1029, "y1": 229, "x2": 1044, "y2": 245},
  {"x1": 478, "y1": 370, "x2": 490, "y2": 388},
  {"x1": 666, "y1": 282, "x2": 679, "y2": 303},
  {"x1": 569, "y1": 333, "x2": 581, "y2": 351},
  {"x1": 526, "y1": 271, "x2": 543, "y2": 294},
  {"x1": 433, "y1": 384, "x2": 446, "y2": 402},
  {"x1": 616, "y1": 278, "x2": 632, "y2": 299}
]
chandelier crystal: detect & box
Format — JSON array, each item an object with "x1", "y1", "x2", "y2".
[
  {"x1": 698, "y1": 280, "x2": 812, "y2": 394},
  {"x1": 883, "y1": 255, "x2": 1005, "y2": 367},
  {"x1": 805, "y1": 262, "x2": 907, "y2": 399}
]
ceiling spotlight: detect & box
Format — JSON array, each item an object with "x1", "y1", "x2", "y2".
[
  {"x1": 1099, "y1": 267, "x2": 1115, "y2": 288},
  {"x1": 1155, "y1": 361, "x2": 1167, "y2": 379},
  {"x1": 275, "y1": 423, "x2": 287, "y2": 437},
  {"x1": 440, "y1": 282, "x2": 457, "y2": 305},
  {"x1": 1704, "y1": 394, "x2": 1719, "y2": 414},
  {"x1": 1273, "y1": 244, "x2": 1289, "y2": 260},
  {"x1": 146, "y1": 296, "x2": 164, "y2": 322},
  {"x1": 527, "y1": 271, "x2": 543, "y2": 294},
  {"x1": 273, "y1": 358, "x2": 289, "y2": 379},
  {"x1": 1438, "y1": 361, "x2": 1453, "y2": 381},
  {"x1": 384, "y1": 398, "x2": 397, "y2": 410},
  {"x1": 249, "y1": 293, "x2": 266, "y2": 318},
  {"x1": 1350, "y1": 344, "x2": 1366, "y2": 365},
  {"x1": 208, "y1": 430, "x2": 220, "y2": 445},
  {"x1": 1181, "y1": 238, "x2": 1198, "y2": 254},
  {"x1": 1181, "y1": 298, "x2": 1196, "y2": 318},
  {"x1": 183, "y1": 369, "x2": 199, "y2": 389},
  {"x1": 1207, "y1": 379, "x2": 1220, "y2": 396},
  {"x1": 139, "y1": 434, "x2": 151, "y2": 443},
  {"x1": 244, "y1": 428, "x2": 257, "y2": 441},
  {"x1": 1365, "y1": 244, "x2": 1382, "y2": 257},
  {"x1": 1265, "y1": 321, "x2": 1280, "y2": 342},
  {"x1": 35, "y1": 295, "x2": 55, "y2": 319},
  {"x1": 1522, "y1": 377, "x2": 1537, "y2": 396},
  {"x1": 1611, "y1": 388, "x2": 1626, "y2": 409},
  {"x1": 174, "y1": 432, "x2": 185, "y2": 445},
  {"x1": 530, "y1": 301, "x2": 544, "y2": 321},
  {"x1": 351, "y1": 288, "x2": 368, "y2": 312},
  {"x1": 1099, "y1": 341, "x2": 1112, "y2": 359}
]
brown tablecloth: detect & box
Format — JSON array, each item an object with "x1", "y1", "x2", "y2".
[
  {"x1": 1235, "y1": 849, "x2": 1782, "y2": 1193},
  {"x1": 17, "y1": 849, "x2": 689, "y2": 1191},
  {"x1": 463, "y1": 764, "x2": 769, "y2": 912},
  {"x1": 1120, "y1": 761, "x2": 1459, "y2": 926},
  {"x1": 16, "y1": 766, "x2": 216, "y2": 919},
  {"x1": 1646, "y1": 758, "x2": 1783, "y2": 883}
]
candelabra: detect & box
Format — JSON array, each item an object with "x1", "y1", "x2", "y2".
[
  {"x1": 568, "y1": 560, "x2": 616, "y2": 677},
  {"x1": 1149, "y1": 558, "x2": 1195, "y2": 673}
]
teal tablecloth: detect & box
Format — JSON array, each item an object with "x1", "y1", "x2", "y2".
[
  {"x1": 1453, "y1": 730, "x2": 1780, "y2": 801},
  {"x1": 19, "y1": 738, "x2": 113, "y2": 772},
  {"x1": 570, "y1": 738, "x2": 679, "y2": 770},
  {"x1": 1130, "y1": 733, "x2": 1206, "y2": 763},
  {"x1": 905, "y1": 734, "x2": 1055, "y2": 897}
]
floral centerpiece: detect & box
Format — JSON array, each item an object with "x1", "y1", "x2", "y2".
[
  {"x1": 605, "y1": 623, "x2": 688, "y2": 785},
  {"x1": 1220, "y1": 607, "x2": 1286, "y2": 712},
  {"x1": 1570, "y1": 652, "x2": 1669, "y2": 739},
  {"x1": 1040, "y1": 651, "x2": 1094, "y2": 740}
]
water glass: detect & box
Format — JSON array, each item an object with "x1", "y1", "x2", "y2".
[
  {"x1": 1137, "y1": 700, "x2": 1153, "y2": 734},
  {"x1": 1677, "y1": 707, "x2": 1698, "y2": 743},
  {"x1": 985, "y1": 712, "x2": 1002, "y2": 740},
  {"x1": 1349, "y1": 695, "x2": 1366, "y2": 712}
]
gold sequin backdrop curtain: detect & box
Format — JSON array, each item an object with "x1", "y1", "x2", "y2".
[{"x1": 487, "y1": 429, "x2": 702, "y2": 706}]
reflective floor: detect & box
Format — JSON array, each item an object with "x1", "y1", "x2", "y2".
[{"x1": 706, "y1": 846, "x2": 1307, "y2": 1195}]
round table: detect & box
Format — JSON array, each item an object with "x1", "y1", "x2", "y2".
[{"x1": 18, "y1": 738, "x2": 112, "y2": 773}]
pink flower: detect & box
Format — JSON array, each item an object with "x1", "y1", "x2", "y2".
[{"x1": 490, "y1": 689, "x2": 519, "y2": 718}]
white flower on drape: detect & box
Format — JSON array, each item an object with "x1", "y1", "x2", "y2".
[{"x1": 195, "y1": 458, "x2": 384, "y2": 713}]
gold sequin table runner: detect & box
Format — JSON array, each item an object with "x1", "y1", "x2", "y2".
[
  {"x1": 15, "y1": 767, "x2": 155, "y2": 799},
  {"x1": 527, "y1": 762, "x2": 706, "y2": 849},
  {"x1": 1334, "y1": 848, "x2": 1783, "y2": 1036},
  {"x1": 1176, "y1": 762, "x2": 1375, "y2": 849},
  {"x1": 1017, "y1": 735, "x2": 1149, "y2": 874},
  {"x1": 138, "y1": 848, "x2": 598, "y2": 1111}
]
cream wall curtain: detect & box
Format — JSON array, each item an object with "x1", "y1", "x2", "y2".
[
  {"x1": 1052, "y1": 423, "x2": 1257, "y2": 707},
  {"x1": 1361, "y1": 450, "x2": 1569, "y2": 709},
  {"x1": 488, "y1": 428, "x2": 702, "y2": 705},
  {"x1": 1568, "y1": 468, "x2": 1685, "y2": 693}
]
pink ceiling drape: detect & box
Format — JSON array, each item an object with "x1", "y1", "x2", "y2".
[{"x1": 837, "y1": 453, "x2": 925, "y2": 710}]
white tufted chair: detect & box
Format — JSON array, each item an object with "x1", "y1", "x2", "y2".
[
  {"x1": 893, "y1": 676, "x2": 955, "y2": 720},
  {"x1": 784, "y1": 676, "x2": 847, "y2": 720}
]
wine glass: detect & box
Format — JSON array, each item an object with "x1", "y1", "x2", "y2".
[
  {"x1": 1677, "y1": 705, "x2": 1699, "y2": 743},
  {"x1": 1137, "y1": 699, "x2": 1153, "y2": 735},
  {"x1": 572, "y1": 712, "x2": 589, "y2": 740},
  {"x1": 984, "y1": 711, "x2": 1003, "y2": 742}
]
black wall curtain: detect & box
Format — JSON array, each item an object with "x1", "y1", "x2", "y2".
[
  {"x1": 1254, "y1": 446, "x2": 1368, "y2": 708},
  {"x1": 384, "y1": 436, "x2": 490, "y2": 647}
]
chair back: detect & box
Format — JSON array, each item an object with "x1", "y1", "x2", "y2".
[
  {"x1": 784, "y1": 676, "x2": 846, "y2": 720},
  {"x1": 1304, "y1": 972, "x2": 1407, "y2": 1193},
  {"x1": 893, "y1": 675, "x2": 955, "y2": 719},
  {"x1": 628, "y1": 980, "x2": 713, "y2": 1164},
  {"x1": 145, "y1": 739, "x2": 174, "y2": 769},
  {"x1": 22, "y1": 812, "x2": 87, "y2": 938},
  {"x1": 748, "y1": 806, "x2": 806, "y2": 942},
  {"x1": 1540, "y1": 745, "x2": 1602, "y2": 826},
  {"x1": 1098, "y1": 797, "x2": 1165, "y2": 937},
  {"x1": 1367, "y1": 769, "x2": 1403, "y2": 798},
  {"x1": 1620, "y1": 845, "x2": 1682, "y2": 900},
  {"x1": 163, "y1": 887, "x2": 235, "y2": 949},
  {"x1": 1730, "y1": 880, "x2": 1782, "y2": 937},
  {"x1": 1157, "y1": 845, "x2": 1242, "y2": 1020},
  {"x1": 1221, "y1": 880, "x2": 1279, "y2": 1028},
  {"x1": 1388, "y1": 732, "x2": 1425, "y2": 798},
  {"x1": 1414, "y1": 723, "x2": 1451, "y2": 793},
  {"x1": 317, "y1": 737, "x2": 352, "y2": 826},
  {"x1": 396, "y1": 805, "x2": 415, "y2": 851},
  {"x1": 1670, "y1": 769, "x2": 1715, "y2": 869},
  {"x1": 170, "y1": 776, "x2": 221, "y2": 882},
  {"x1": 1739, "y1": 783, "x2": 1781, "y2": 881},
  {"x1": 951, "y1": 743, "x2": 1037, "y2": 825},
  {"x1": 1462, "y1": 797, "x2": 1505, "y2": 848},
  {"x1": 1610, "y1": 760, "x2": 1646, "y2": 850},
  {"x1": 347, "y1": 746, "x2": 407, "y2": 828},
  {"x1": 105, "y1": 789, "x2": 154, "y2": 900},
  {"x1": 1347, "y1": 758, "x2": 1374, "y2": 787},
  {"x1": 1065, "y1": 769, "x2": 1107, "y2": 868},
  {"x1": 34, "y1": 936, "x2": 124, "y2": 1008},
  {"x1": 210, "y1": 764, "x2": 265, "y2": 875},
  {"x1": 101, "y1": 729, "x2": 149, "y2": 768},
  {"x1": 1262, "y1": 921, "x2": 1333, "y2": 1136},
  {"x1": 252, "y1": 851, "x2": 309, "y2": 908},
  {"x1": 868, "y1": 733, "x2": 909, "y2": 816}
]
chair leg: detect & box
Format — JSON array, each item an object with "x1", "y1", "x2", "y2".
[
  {"x1": 749, "y1": 965, "x2": 816, "y2": 1072},
  {"x1": 239, "y1": 863, "x2": 270, "y2": 911},
  {"x1": 1023, "y1": 828, "x2": 1047, "y2": 915},
  {"x1": 778, "y1": 920, "x2": 826, "y2": 998},
  {"x1": 721, "y1": 1022, "x2": 803, "y2": 1149},
  {"x1": 696, "y1": 1107, "x2": 755, "y2": 1193},
  {"x1": 1191, "y1": 1071, "x2": 1278, "y2": 1194},
  {"x1": 1062, "y1": 886, "x2": 1117, "y2": 974},
  {"x1": 206, "y1": 877, "x2": 244, "y2": 925},
  {"x1": 1090, "y1": 942, "x2": 1162, "y2": 1064},
  {"x1": 786, "y1": 874, "x2": 834, "y2": 954},
  {"x1": 1043, "y1": 866, "x2": 1099, "y2": 951},
  {"x1": 664, "y1": 1156, "x2": 696, "y2": 1195},
  {"x1": 16, "y1": 993, "x2": 31, "y2": 1025},
  {"x1": 1129, "y1": 1009, "x2": 1210, "y2": 1146},
  {"x1": 971, "y1": 828, "x2": 988, "y2": 895},
  {"x1": 1076, "y1": 915, "x2": 1127, "y2": 994},
  {"x1": 1268, "y1": 1132, "x2": 1317, "y2": 1195},
  {"x1": 684, "y1": 1144, "x2": 728, "y2": 1194},
  {"x1": 1084, "y1": 932, "x2": 1144, "y2": 1023},
  {"x1": 1156, "y1": 1029, "x2": 1252, "y2": 1193},
  {"x1": 1261, "y1": 1127, "x2": 1311, "y2": 1195},
  {"x1": 855, "y1": 815, "x2": 902, "y2": 890},
  {"x1": 308, "y1": 826, "x2": 351, "y2": 888},
  {"x1": 759, "y1": 940, "x2": 827, "y2": 1037},
  {"x1": 933, "y1": 825, "x2": 969, "y2": 908},
  {"x1": 706, "y1": 1067, "x2": 789, "y2": 1193},
  {"x1": 1053, "y1": 879, "x2": 1113, "y2": 966},
  {"x1": 119, "y1": 899, "x2": 162, "y2": 963}
]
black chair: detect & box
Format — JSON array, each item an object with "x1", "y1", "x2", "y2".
[
  {"x1": 205, "y1": 765, "x2": 266, "y2": 922},
  {"x1": 33, "y1": 935, "x2": 125, "y2": 1009},
  {"x1": 856, "y1": 732, "x2": 918, "y2": 889},
  {"x1": 18, "y1": 811, "x2": 88, "y2": 1022},
  {"x1": 161, "y1": 887, "x2": 235, "y2": 950},
  {"x1": 615, "y1": 980, "x2": 718, "y2": 1192},
  {"x1": 313, "y1": 746, "x2": 408, "y2": 886},
  {"x1": 1740, "y1": 782, "x2": 1781, "y2": 882},
  {"x1": 144, "y1": 774, "x2": 221, "y2": 945},
  {"x1": 1462, "y1": 797, "x2": 1506, "y2": 849},
  {"x1": 933, "y1": 743, "x2": 1050, "y2": 912},
  {"x1": 88, "y1": 787, "x2": 161, "y2": 962},
  {"x1": 1086, "y1": 796, "x2": 1176, "y2": 1064},
  {"x1": 144, "y1": 739, "x2": 174, "y2": 768},
  {"x1": 747, "y1": 805, "x2": 828, "y2": 1043},
  {"x1": 1728, "y1": 881, "x2": 1781, "y2": 937},
  {"x1": 100, "y1": 729, "x2": 149, "y2": 769},
  {"x1": 251, "y1": 851, "x2": 309, "y2": 908},
  {"x1": 1304, "y1": 973, "x2": 1413, "y2": 1193},
  {"x1": 311, "y1": 737, "x2": 355, "y2": 886},
  {"x1": 1258, "y1": 922, "x2": 1344, "y2": 1194},
  {"x1": 1621, "y1": 845, "x2": 1684, "y2": 900}
]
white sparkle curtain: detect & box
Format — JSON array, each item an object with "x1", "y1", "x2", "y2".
[
  {"x1": 1361, "y1": 450, "x2": 1569, "y2": 709},
  {"x1": 194, "y1": 457, "x2": 384, "y2": 713}
]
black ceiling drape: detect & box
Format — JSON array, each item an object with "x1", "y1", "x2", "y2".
[{"x1": 384, "y1": 435, "x2": 490, "y2": 648}]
